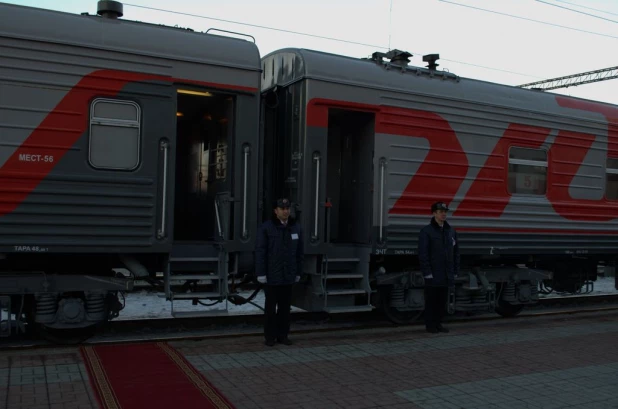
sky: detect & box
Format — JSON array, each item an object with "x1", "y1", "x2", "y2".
[{"x1": 4, "y1": 0, "x2": 618, "y2": 105}]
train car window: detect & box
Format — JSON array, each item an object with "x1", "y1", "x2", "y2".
[
  {"x1": 89, "y1": 99, "x2": 141, "y2": 170},
  {"x1": 605, "y1": 158, "x2": 618, "y2": 200},
  {"x1": 507, "y1": 147, "x2": 547, "y2": 195}
]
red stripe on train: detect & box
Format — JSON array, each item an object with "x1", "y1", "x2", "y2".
[
  {"x1": 458, "y1": 227, "x2": 617, "y2": 235},
  {"x1": 0, "y1": 69, "x2": 257, "y2": 217}
]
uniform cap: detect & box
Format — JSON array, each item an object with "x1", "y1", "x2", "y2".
[
  {"x1": 431, "y1": 201, "x2": 449, "y2": 212},
  {"x1": 273, "y1": 198, "x2": 291, "y2": 209}
]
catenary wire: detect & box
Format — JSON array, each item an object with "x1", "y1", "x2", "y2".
[
  {"x1": 123, "y1": 2, "x2": 542, "y2": 79},
  {"x1": 438, "y1": 0, "x2": 618, "y2": 40},
  {"x1": 553, "y1": 0, "x2": 618, "y2": 17},
  {"x1": 124, "y1": 3, "x2": 386, "y2": 50},
  {"x1": 536, "y1": 0, "x2": 618, "y2": 24}
]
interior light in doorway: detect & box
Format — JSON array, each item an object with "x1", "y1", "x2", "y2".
[
  {"x1": 177, "y1": 89, "x2": 213, "y2": 97},
  {"x1": 176, "y1": 112, "x2": 184, "y2": 117}
]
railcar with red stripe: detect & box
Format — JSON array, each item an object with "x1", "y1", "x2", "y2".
[
  {"x1": 0, "y1": 1, "x2": 261, "y2": 336},
  {"x1": 262, "y1": 49, "x2": 618, "y2": 321},
  {"x1": 261, "y1": 48, "x2": 618, "y2": 322}
]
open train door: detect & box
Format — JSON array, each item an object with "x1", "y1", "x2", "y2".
[
  {"x1": 325, "y1": 109, "x2": 375, "y2": 245},
  {"x1": 173, "y1": 88, "x2": 235, "y2": 243},
  {"x1": 298, "y1": 105, "x2": 377, "y2": 314},
  {"x1": 166, "y1": 86, "x2": 259, "y2": 314}
]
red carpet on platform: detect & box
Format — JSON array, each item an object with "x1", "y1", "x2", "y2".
[{"x1": 80, "y1": 342, "x2": 236, "y2": 409}]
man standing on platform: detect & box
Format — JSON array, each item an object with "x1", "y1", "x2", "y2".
[
  {"x1": 418, "y1": 201, "x2": 460, "y2": 334},
  {"x1": 255, "y1": 198, "x2": 304, "y2": 346}
]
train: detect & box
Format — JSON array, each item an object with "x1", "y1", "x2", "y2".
[{"x1": 1, "y1": 0, "x2": 617, "y2": 339}]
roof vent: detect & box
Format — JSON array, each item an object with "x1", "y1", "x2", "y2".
[
  {"x1": 386, "y1": 49, "x2": 412, "y2": 67},
  {"x1": 370, "y1": 49, "x2": 413, "y2": 67},
  {"x1": 423, "y1": 54, "x2": 440, "y2": 71},
  {"x1": 97, "y1": 0, "x2": 123, "y2": 19}
]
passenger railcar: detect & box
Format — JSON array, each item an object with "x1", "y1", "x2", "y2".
[
  {"x1": 0, "y1": 1, "x2": 261, "y2": 334},
  {"x1": 0, "y1": 1, "x2": 616, "y2": 337},
  {"x1": 260, "y1": 48, "x2": 618, "y2": 321}
]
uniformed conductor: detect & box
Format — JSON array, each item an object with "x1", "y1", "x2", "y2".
[
  {"x1": 255, "y1": 198, "x2": 304, "y2": 346},
  {"x1": 418, "y1": 201, "x2": 460, "y2": 333}
]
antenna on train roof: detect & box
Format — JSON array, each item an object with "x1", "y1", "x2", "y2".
[{"x1": 97, "y1": 0, "x2": 123, "y2": 19}]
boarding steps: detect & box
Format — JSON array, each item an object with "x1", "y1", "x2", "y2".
[
  {"x1": 164, "y1": 244, "x2": 230, "y2": 318},
  {"x1": 309, "y1": 246, "x2": 373, "y2": 313}
]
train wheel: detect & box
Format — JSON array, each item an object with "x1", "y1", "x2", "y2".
[
  {"x1": 495, "y1": 300, "x2": 524, "y2": 318},
  {"x1": 30, "y1": 293, "x2": 108, "y2": 344},
  {"x1": 380, "y1": 289, "x2": 424, "y2": 325},
  {"x1": 34, "y1": 323, "x2": 98, "y2": 345}
]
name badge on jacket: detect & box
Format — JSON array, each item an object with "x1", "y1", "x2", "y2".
[{"x1": 291, "y1": 233, "x2": 299, "y2": 240}]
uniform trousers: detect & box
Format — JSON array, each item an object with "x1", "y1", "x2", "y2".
[
  {"x1": 264, "y1": 284, "x2": 294, "y2": 341},
  {"x1": 424, "y1": 286, "x2": 449, "y2": 329}
]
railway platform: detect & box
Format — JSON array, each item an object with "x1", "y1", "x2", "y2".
[{"x1": 1, "y1": 309, "x2": 618, "y2": 409}]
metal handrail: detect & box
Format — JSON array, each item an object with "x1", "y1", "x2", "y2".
[
  {"x1": 157, "y1": 140, "x2": 169, "y2": 239},
  {"x1": 313, "y1": 153, "x2": 321, "y2": 239},
  {"x1": 242, "y1": 145, "x2": 250, "y2": 239},
  {"x1": 379, "y1": 158, "x2": 386, "y2": 242},
  {"x1": 214, "y1": 198, "x2": 223, "y2": 238}
]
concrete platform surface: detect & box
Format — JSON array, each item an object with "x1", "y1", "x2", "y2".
[{"x1": 1, "y1": 310, "x2": 618, "y2": 409}]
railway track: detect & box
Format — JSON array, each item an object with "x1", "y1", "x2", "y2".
[{"x1": 2, "y1": 293, "x2": 617, "y2": 350}]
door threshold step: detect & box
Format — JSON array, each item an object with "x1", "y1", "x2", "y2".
[
  {"x1": 170, "y1": 257, "x2": 219, "y2": 262},
  {"x1": 325, "y1": 274, "x2": 364, "y2": 279},
  {"x1": 324, "y1": 305, "x2": 373, "y2": 313},
  {"x1": 172, "y1": 292, "x2": 222, "y2": 300},
  {"x1": 171, "y1": 310, "x2": 229, "y2": 318},
  {"x1": 326, "y1": 258, "x2": 360, "y2": 263},
  {"x1": 325, "y1": 289, "x2": 367, "y2": 296},
  {"x1": 168, "y1": 275, "x2": 219, "y2": 281}
]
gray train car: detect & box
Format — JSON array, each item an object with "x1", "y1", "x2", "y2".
[
  {"x1": 261, "y1": 48, "x2": 618, "y2": 321},
  {"x1": 0, "y1": 1, "x2": 261, "y2": 334}
]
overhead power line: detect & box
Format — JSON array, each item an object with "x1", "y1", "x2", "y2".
[
  {"x1": 553, "y1": 0, "x2": 618, "y2": 17},
  {"x1": 124, "y1": 3, "x2": 386, "y2": 49},
  {"x1": 536, "y1": 0, "x2": 618, "y2": 24},
  {"x1": 438, "y1": 59, "x2": 541, "y2": 78},
  {"x1": 518, "y1": 66, "x2": 618, "y2": 90},
  {"x1": 438, "y1": 0, "x2": 618, "y2": 40},
  {"x1": 123, "y1": 3, "x2": 542, "y2": 79}
]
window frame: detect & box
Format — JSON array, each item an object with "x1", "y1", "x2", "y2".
[
  {"x1": 88, "y1": 98, "x2": 142, "y2": 171},
  {"x1": 507, "y1": 146, "x2": 549, "y2": 196}
]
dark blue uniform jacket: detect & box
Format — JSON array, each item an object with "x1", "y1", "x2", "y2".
[
  {"x1": 255, "y1": 216, "x2": 304, "y2": 285},
  {"x1": 418, "y1": 218, "x2": 460, "y2": 287}
]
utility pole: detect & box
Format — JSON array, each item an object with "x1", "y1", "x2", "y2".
[{"x1": 518, "y1": 66, "x2": 618, "y2": 91}]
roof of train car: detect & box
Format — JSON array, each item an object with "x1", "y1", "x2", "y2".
[
  {"x1": 0, "y1": 2, "x2": 261, "y2": 72},
  {"x1": 261, "y1": 48, "x2": 618, "y2": 118}
]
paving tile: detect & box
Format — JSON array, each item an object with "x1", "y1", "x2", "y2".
[{"x1": 5, "y1": 311, "x2": 618, "y2": 409}]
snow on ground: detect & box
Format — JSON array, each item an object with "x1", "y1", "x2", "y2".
[
  {"x1": 539, "y1": 276, "x2": 617, "y2": 298},
  {"x1": 117, "y1": 290, "x2": 305, "y2": 321},
  {"x1": 117, "y1": 276, "x2": 617, "y2": 321}
]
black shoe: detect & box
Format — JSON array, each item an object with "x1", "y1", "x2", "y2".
[
  {"x1": 265, "y1": 339, "x2": 275, "y2": 347},
  {"x1": 437, "y1": 324, "x2": 449, "y2": 333},
  {"x1": 277, "y1": 337, "x2": 293, "y2": 345},
  {"x1": 425, "y1": 326, "x2": 439, "y2": 334}
]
